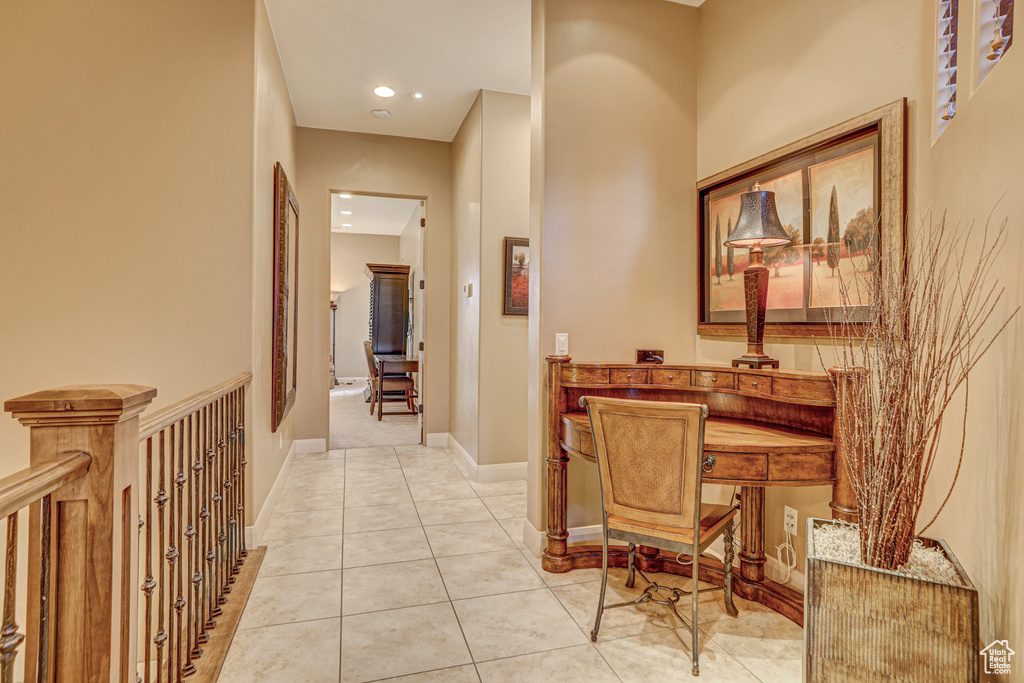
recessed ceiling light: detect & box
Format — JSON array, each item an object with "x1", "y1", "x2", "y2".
[
  {"x1": 342, "y1": 223, "x2": 352, "y2": 227},
  {"x1": 411, "y1": 92, "x2": 423, "y2": 99},
  {"x1": 374, "y1": 86, "x2": 395, "y2": 98},
  {"x1": 341, "y1": 210, "x2": 352, "y2": 215},
  {"x1": 372, "y1": 109, "x2": 391, "y2": 119},
  {"x1": 339, "y1": 193, "x2": 352, "y2": 199}
]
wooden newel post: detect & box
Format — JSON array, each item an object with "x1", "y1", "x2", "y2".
[
  {"x1": 827, "y1": 367, "x2": 862, "y2": 523},
  {"x1": 5, "y1": 385, "x2": 156, "y2": 683}
]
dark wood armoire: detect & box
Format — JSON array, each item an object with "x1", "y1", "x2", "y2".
[{"x1": 365, "y1": 263, "x2": 410, "y2": 355}]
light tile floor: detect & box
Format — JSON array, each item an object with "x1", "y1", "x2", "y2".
[{"x1": 219, "y1": 446, "x2": 803, "y2": 682}]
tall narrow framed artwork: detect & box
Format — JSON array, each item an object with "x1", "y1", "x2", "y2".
[
  {"x1": 503, "y1": 237, "x2": 529, "y2": 315},
  {"x1": 272, "y1": 162, "x2": 299, "y2": 432},
  {"x1": 697, "y1": 99, "x2": 906, "y2": 337}
]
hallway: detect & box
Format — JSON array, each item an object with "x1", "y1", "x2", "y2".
[{"x1": 218, "y1": 445, "x2": 803, "y2": 682}]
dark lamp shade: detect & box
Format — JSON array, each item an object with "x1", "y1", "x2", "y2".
[{"x1": 723, "y1": 189, "x2": 792, "y2": 248}]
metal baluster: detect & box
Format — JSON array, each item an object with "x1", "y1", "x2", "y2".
[
  {"x1": 198, "y1": 404, "x2": 211, "y2": 643},
  {"x1": 205, "y1": 403, "x2": 218, "y2": 625},
  {"x1": 239, "y1": 389, "x2": 247, "y2": 558},
  {"x1": 165, "y1": 425, "x2": 177, "y2": 683},
  {"x1": 227, "y1": 390, "x2": 238, "y2": 583},
  {"x1": 218, "y1": 395, "x2": 229, "y2": 599},
  {"x1": 37, "y1": 496, "x2": 51, "y2": 683},
  {"x1": 184, "y1": 412, "x2": 199, "y2": 674},
  {"x1": 142, "y1": 437, "x2": 156, "y2": 683},
  {"x1": 0, "y1": 513, "x2": 24, "y2": 683},
  {"x1": 172, "y1": 420, "x2": 186, "y2": 682},
  {"x1": 155, "y1": 430, "x2": 169, "y2": 683}
]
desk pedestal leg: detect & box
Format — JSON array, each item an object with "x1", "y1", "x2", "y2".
[{"x1": 739, "y1": 486, "x2": 765, "y2": 582}]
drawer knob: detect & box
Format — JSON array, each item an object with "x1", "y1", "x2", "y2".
[
  {"x1": 702, "y1": 453, "x2": 716, "y2": 472},
  {"x1": 751, "y1": 381, "x2": 758, "y2": 387},
  {"x1": 668, "y1": 375, "x2": 674, "y2": 380},
  {"x1": 711, "y1": 377, "x2": 717, "y2": 382}
]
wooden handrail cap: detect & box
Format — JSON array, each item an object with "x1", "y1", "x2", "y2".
[{"x1": 5, "y1": 384, "x2": 158, "y2": 419}]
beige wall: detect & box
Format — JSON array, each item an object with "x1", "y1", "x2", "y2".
[
  {"x1": 0, "y1": 0, "x2": 256, "y2": 481},
  {"x1": 450, "y1": 94, "x2": 484, "y2": 458},
  {"x1": 479, "y1": 91, "x2": 531, "y2": 466},
  {"x1": 528, "y1": 0, "x2": 700, "y2": 528},
  {"x1": 330, "y1": 233, "x2": 401, "y2": 378},
  {"x1": 697, "y1": 0, "x2": 1023, "y2": 655},
  {"x1": 250, "y1": 0, "x2": 297, "y2": 521},
  {"x1": 295, "y1": 129, "x2": 452, "y2": 441},
  {"x1": 449, "y1": 91, "x2": 531, "y2": 466}
]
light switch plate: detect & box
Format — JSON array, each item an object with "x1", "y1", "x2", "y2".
[{"x1": 555, "y1": 333, "x2": 569, "y2": 356}]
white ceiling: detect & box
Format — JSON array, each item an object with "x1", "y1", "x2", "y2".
[
  {"x1": 265, "y1": 0, "x2": 532, "y2": 142},
  {"x1": 331, "y1": 194, "x2": 421, "y2": 235}
]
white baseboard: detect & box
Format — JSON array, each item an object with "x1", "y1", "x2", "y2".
[
  {"x1": 245, "y1": 441, "x2": 295, "y2": 547},
  {"x1": 425, "y1": 432, "x2": 448, "y2": 448},
  {"x1": 445, "y1": 433, "x2": 527, "y2": 483},
  {"x1": 521, "y1": 519, "x2": 805, "y2": 593},
  {"x1": 295, "y1": 438, "x2": 327, "y2": 454},
  {"x1": 765, "y1": 554, "x2": 805, "y2": 594}
]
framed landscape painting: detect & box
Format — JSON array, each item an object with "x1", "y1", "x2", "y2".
[
  {"x1": 697, "y1": 99, "x2": 906, "y2": 337},
  {"x1": 503, "y1": 237, "x2": 529, "y2": 315}
]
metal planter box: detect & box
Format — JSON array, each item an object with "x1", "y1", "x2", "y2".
[{"x1": 804, "y1": 517, "x2": 979, "y2": 682}]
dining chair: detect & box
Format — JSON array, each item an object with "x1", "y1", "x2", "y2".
[
  {"x1": 581, "y1": 396, "x2": 739, "y2": 677},
  {"x1": 363, "y1": 341, "x2": 415, "y2": 414}
]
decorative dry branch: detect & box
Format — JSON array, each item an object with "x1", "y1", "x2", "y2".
[{"x1": 816, "y1": 213, "x2": 1019, "y2": 571}]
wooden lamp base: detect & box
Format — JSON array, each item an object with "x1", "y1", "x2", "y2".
[{"x1": 733, "y1": 248, "x2": 780, "y2": 370}]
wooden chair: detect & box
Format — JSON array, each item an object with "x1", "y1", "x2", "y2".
[
  {"x1": 582, "y1": 396, "x2": 739, "y2": 677},
  {"x1": 364, "y1": 340, "x2": 415, "y2": 415}
]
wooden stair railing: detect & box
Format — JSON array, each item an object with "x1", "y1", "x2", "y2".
[
  {"x1": 2, "y1": 374, "x2": 258, "y2": 682},
  {"x1": 136, "y1": 373, "x2": 253, "y2": 683}
]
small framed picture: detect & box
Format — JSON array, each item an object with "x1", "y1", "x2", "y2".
[{"x1": 503, "y1": 237, "x2": 529, "y2": 316}]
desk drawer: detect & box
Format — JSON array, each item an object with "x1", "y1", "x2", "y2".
[
  {"x1": 610, "y1": 368, "x2": 649, "y2": 385},
  {"x1": 563, "y1": 366, "x2": 608, "y2": 384},
  {"x1": 651, "y1": 369, "x2": 691, "y2": 386},
  {"x1": 768, "y1": 452, "x2": 833, "y2": 482},
  {"x1": 737, "y1": 373, "x2": 772, "y2": 395},
  {"x1": 702, "y1": 451, "x2": 767, "y2": 481},
  {"x1": 772, "y1": 377, "x2": 833, "y2": 402},
  {"x1": 695, "y1": 370, "x2": 735, "y2": 390}
]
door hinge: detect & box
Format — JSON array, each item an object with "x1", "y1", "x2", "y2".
[
  {"x1": 419, "y1": 280, "x2": 425, "y2": 289},
  {"x1": 417, "y1": 403, "x2": 424, "y2": 414},
  {"x1": 418, "y1": 341, "x2": 424, "y2": 351},
  {"x1": 420, "y1": 218, "x2": 425, "y2": 227}
]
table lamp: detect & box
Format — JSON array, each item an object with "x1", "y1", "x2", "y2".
[{"x1": 723, "y1": 182, "x2": 793, "y2": 369}]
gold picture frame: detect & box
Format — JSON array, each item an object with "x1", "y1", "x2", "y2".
[
  {"x1": 696, "y1": 99, "x2": 906, "y2": 337},
  {"x1": 272, "y1": 162, "x2": 299, "y2": 431}
]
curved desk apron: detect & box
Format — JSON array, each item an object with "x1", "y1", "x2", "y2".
[{"x1": 543, "y1": 356, "x2": 860, "y2": 625}]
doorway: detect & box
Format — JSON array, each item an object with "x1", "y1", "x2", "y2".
[{"x1": 328, "y1": 192, "x2": 426, "y2": 449}]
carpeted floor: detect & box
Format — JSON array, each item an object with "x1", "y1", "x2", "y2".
[{"x1": 329, "y1": 384, "x2": 419, "y2": 449}]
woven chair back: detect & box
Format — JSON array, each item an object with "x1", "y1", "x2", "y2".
[{"x1": 584, "y1": 397, "x2": 707, "y2": 531}]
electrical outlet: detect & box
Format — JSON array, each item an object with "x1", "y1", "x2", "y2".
[{"x1": 784, "y1": 506, "x2": 798, "y2": 536}]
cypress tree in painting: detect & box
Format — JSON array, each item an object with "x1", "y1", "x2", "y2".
[
  {"x1": 726, "y1": 218, "x2": 735, "y2": 280},
  {"x1": 714, "y1": 216, "x2": 723, "y2": 284},
  {"x1": 826, "y1": 185, "x2": 840, "y2": 276}
]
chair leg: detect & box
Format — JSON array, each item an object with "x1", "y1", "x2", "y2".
[
  {"x1": 723, "y1": 521, "x2": 738, "y2": 617},
  {"x1": 691, "y1": 551, "x2": 700, "y2": 676},
  {"x1": 369, "y1": 382, "x2": 376, "y2": 415},
  {"x1": 406, "y1": 390, "x2": 414, "y2": 411},
  {"x1": 590, "y1": 526, "x2": 610, "y2": 642},
  {"x1": 625, "y1": 543, "x2": 636, "y2": 588}
]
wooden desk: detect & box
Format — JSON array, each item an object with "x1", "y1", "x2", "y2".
[
  {"x1": 544, "y1": 356, "x2": 858, "y2": 625},
  {"x1": 374, "y1": 354, "x2": 419, "y2": 421}
]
